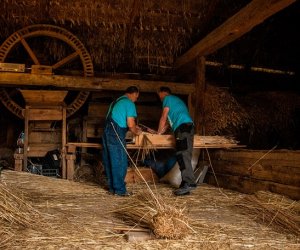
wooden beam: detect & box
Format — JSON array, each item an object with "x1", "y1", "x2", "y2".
[
  {"x1": 175, "y1": 0, "x2": 296, "y2": 68},
  {"x1": 0, "y1": 72, "x2": 194, "y2": 94}
]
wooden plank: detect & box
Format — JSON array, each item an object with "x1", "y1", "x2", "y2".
[
  {"x1": 88, "y1": 103, "x2": 109, "y2": 117},
  {"x1": 66, "y1": 135, "x2": 240, "y2": 150},
  {"x1": 31, "y1": 65, "x2": 53, "y2": 75},
  {"x1": 210, "y1": 161, "x2": 300, "y2": 186},
  {"x1": 134, "y1": 134, "x2": 240, "y2": 149},
  {"x1": 206, "y1": 172, "x2": 300, "y2": 200},
  {"x1": 175, "y1": 0, "x2": 296, "y2": 68},
  {"x1": 125, "y1": 167, "x2": 158, "y2": 184},
  {"x1": 28, "y1": 109, "x2": 63, "y2": 121},
  {"x1": 27, "y1": 144, "x2": 60, "y2": 157},
  {"x1": 0, "y1": 72, "x2": 195, "y2": 95},
  {"x1": 88, "y1": 103, "x2": 161, "y2": 120},
  {"x1": 67, "y1": 142, "x2": 102, "y2": 148},
  {"x1": 20, "y1": 90, "x2": 68, "y2": 105},
  {"x1": 29, "y1": 131, "x2": 61, "y2": 144},
  {"x1": 211, "y1": 149, "x2": 300, "y2": 167}
]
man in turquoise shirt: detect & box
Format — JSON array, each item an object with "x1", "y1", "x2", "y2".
[
  {"x1": 157, "y1": 86, "x2": 197, "y2": 195},
  {"x1": 102, "y1": 86, "x2": 141, "y2": 196}
]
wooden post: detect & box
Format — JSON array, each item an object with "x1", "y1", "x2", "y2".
[
  {"x1": 81, "y1": 117, "x2": 88, "y2": 165},
  {"x1": 23, "y1": 106, "x2": 29, "y2": 171},
  {"x1": 14, "y1": 153, "x2": 23, "y2": 171},
  {"x1": 6, "y1": 125, "x2": 14, "y2": 147},
  {"x1": 62, "y1": 106, "x2": 67, "y2": 179},
  {"x1": 66, "y1": 154, "x2": 76, "y2": 180},
  {"x1": 194, "y1": 56, "x2": 206, "y2": 135}
]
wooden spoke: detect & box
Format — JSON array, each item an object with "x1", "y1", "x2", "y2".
[
  {"x1": 17, "y1": 33, "x2": 40, "y2": 65},
  {"x1": 52, "y1": 51, "x2": 79, "y2": 70}
]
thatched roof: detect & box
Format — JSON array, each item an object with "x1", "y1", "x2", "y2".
[{"x1": 1, "y1": 0, "x2": 298, "y2": 77}]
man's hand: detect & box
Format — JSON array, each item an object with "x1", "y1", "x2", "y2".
[{"x1": 135, "y1": 125, "x2": 142, "y2": 135}]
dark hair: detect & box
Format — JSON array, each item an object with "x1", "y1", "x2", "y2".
[
  {"x1": 158, "y1": 86, "x2": 171, "y2": 94},
  {"x1": 125, "y1": 86, "x2": 139, "y2": 94}
]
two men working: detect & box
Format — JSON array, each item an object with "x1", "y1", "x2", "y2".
[{"x1": 102, "y1": 86, "x2": 197, "y2": 196}]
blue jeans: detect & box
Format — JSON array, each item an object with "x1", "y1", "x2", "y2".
[
  {"x1": 102, "y1": 118, "x2": 128, "y2": 195},
  {"x1": 144, "y1": 156, "x2": 177, "y2": 178}
]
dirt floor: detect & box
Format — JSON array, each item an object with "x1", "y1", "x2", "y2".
[{"x1": 1, "y1": 170, "x2": 299, "y2": 250}]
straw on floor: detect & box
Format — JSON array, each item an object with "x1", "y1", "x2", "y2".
[
  {"x1": 0, "y1": 181, "x2": 41, "y2": 248},
  {"x1": 235, "y1": 191, "x2": 300, "y2": 236},
  {"x1": 1, "y1": 170, "x2": 300, "y2": 249},
  {"x1": 114, "y1": 190, "x2": 193, "y2": 239}
]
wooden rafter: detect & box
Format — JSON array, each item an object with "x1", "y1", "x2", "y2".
[{"x1": 175, "y1": 0, "x2": 296, "y2": 69}]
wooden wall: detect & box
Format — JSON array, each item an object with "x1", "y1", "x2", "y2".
[
  {"x1": 83, "y1": 91, "x2": 162, "y2": 140},
  {"x1": 205, "y1": 149, "x2": 300, "y2": 200}
]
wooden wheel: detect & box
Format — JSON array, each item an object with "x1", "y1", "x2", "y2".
[{"x1": 0, "y1": 24, "x2": 94, "y2": 118}]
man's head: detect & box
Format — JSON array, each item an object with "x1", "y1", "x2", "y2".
[
  {"x1": 157, "y1": 86, "x2": 171, "y2": 101},
  {"x1": 125, "y1": 86, "x2": 139, "y2": 102}
]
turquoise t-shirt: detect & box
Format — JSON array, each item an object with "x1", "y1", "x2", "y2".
[
  {"x1": 162, "y1": 95, "x2": 193, "y2": 131},
  {"x1": 110, "y1": 96, "x2": 137, "y2": 128}
]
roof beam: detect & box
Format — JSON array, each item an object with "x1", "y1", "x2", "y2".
[
  {"x1": 0, "y1": 72, "x2": 194, "y2": 94},
  {"x1": 175, "y1": 0, "x2": 296, "y2": 69}
]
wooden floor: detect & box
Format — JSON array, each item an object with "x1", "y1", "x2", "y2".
[{"x1": 1, "y1": 170, "x2": 299, "y2": 249}]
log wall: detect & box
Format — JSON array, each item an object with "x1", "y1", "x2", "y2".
[{"x1": 205, "y1": 149, "x2": 300, "y2": 200}]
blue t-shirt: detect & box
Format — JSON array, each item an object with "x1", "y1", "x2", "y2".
[
  {"x1": 162, "y1": 95, "x2": 193, "y2": 131},
  {"x1": 110, "y1": 95, "x2": 137, "y2": 128}
]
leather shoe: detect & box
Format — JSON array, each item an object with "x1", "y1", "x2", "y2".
[
  {"x1": 174, "y1": 182, "x2": 197, "y2": 196},
  {"x1": 115, "y1": 191, "x2": 133, "y2": 197}
]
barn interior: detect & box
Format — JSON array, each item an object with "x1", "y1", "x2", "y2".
[{"x1": 0, "y1": 0, "x2": 299, "y2": 249}]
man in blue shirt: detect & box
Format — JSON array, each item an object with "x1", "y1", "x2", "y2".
[
  {"x1": 157, "y1": 86, "x2": 197, "y2": 195},
  {"x1": 102, "y1": 86, "x2": 141, "y2": 196}
]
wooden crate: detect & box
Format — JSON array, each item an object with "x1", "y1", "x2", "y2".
[
  {"x1": 20, "y1": 90, "x2": 68, "y2": 106},
  {"x1": 125, "y1": 167, "x2": 158, "y2": 184}
]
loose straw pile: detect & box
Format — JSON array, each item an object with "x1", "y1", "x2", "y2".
[
  {"x1": 114, "y1": 190, "x2": 193, "y2": 239},
  {"x1": 0, "y1": 182, "x2": 40, "y2": 227},
  {"x1": 111, "y1": 126, "x2": 194, "y2": 240},
  {"x1": 235, "y1": 191, "x2": 300, "y2": 236},
  {"x1": 0, "y1": 182, "x2": 41, "y2": 248}
]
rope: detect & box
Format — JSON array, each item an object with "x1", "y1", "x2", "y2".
[{"x1": 110, "y1": 122, "x2": 162, "y2": 208}]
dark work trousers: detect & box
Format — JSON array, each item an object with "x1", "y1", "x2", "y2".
[
  {"x1": 174, "y1": 123, "x2": 195, "y2": 186},
  {"x1": 102, "y1": 117, "x2": 128, "y2": 195}
]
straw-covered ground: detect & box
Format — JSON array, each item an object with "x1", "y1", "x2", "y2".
[{"x1": 1, "y1": 170, "x2": 299, "y2": 250}]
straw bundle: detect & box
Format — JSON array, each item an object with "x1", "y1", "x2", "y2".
[
  {"x1": 235, "y1": 191, "x2": 300, "y2": 236},
  {"x1": 204, "y1": 85, "x2": 250, "y2": 135},
  {"x1": 137, "y1": 133, "x2": 157, "y2": 162},
  {"x1": 114, "y1": 190, "x2": 193, "y2": 239}
]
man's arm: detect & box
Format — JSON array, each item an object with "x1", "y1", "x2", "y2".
[
  {"x1": 157, "y1": 107, "x2": 169, "y2": 134},
  {"x1": 127, "y1": 117, "x2": 141, "y2": 135}
]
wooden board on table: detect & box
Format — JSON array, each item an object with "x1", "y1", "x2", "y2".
[{"x1": 131, "y1": 133, "x2": 240, "y2": 149}]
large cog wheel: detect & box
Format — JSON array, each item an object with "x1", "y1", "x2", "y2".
[{"x1": 0, "y1": 24, "x2": 94, "y2": 118}]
